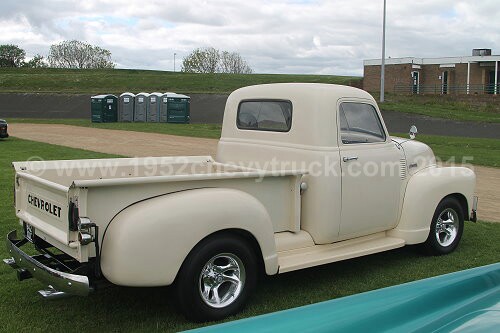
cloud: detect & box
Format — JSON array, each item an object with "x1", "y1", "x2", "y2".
[{"x1": 0, "y1": 0, "x2": 498, "y2": 75}]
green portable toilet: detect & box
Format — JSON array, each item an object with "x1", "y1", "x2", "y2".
[
  {"x1": 166, "y1": 93, "x2": 190, "y2": 123},
  {"x1": 91, "y1": 94, "x2": 118, "y2": 123}
]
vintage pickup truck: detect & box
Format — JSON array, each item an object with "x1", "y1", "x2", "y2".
[{"x1": 4, "y1": 84, "x2": 477, "y2": 322}]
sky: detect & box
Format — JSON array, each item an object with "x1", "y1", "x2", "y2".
[{"x1": 0, "y1": 0, "x2": 498, "y2": 76}]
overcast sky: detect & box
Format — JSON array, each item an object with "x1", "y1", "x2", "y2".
[{"x1": 1, "y1": 1, "x2": 498, "y2": 76}]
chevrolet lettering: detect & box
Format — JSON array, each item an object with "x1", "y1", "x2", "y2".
[{"x1": 27, "y1": 194, "x2": 62, "y2": 219}]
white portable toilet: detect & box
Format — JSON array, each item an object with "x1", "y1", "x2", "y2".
[
  {"x1": 147, "y1": 92, "x2": 163, "y2": 122},
  {"x1": 119, "y1": 92, "x2": 135, "y2": 122},
  {"x1": 134, "y1": 92, "x2": 149, "y2": 122}
]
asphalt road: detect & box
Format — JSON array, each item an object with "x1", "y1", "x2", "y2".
[{"x1": 381, "y1": 110, "x2": 500, "y2": 139}]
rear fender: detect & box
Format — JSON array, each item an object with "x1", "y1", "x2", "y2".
[{"x1": 100, "y1": 188, "x2": 277, "y2": 286}]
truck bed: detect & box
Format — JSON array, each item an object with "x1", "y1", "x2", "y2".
[{"x1": 13, "y1": 156, "x2": 305, "y2": 262}]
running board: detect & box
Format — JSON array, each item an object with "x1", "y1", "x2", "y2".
[{"x1": 277, "y1": 233, "x2": 405, "y2": 273}]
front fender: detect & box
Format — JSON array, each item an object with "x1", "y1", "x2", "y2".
[
  {"x1": 100, "y1": 188, "x2": 277, "y2": 287},
  {"x1": 388, "y1": 166, "x2": 475, "y2": 244}
]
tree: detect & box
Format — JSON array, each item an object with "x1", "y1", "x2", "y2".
[
  {"x1": 22, "y1": 54, "x2": 48, "y2": 68},
  {"x1": 182, "y1": 47, "x2": 252, "y2": 74},
  {"x1": 0, "y1": 44, "x2": 26, "y2": 67},
  {"x1": 219, "y1": 51, "x2": 253, "y2": 74},
  {"x1": 47, "y1": 40, "x2": 115, "y2": 69}
]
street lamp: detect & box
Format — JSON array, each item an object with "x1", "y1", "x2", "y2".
[
  {"x1": 174, "y1": 53, "x2": 177, "y2": 72},
  {"x1": 380, "y1": 0, "x2": 387, "y2": 103}
]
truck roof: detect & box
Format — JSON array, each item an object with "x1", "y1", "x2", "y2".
[{"x1": 220, "y1": 83, "x2": 381, "y2": 148}]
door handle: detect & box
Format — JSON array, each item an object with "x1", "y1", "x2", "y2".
[{"x1": 343, "y1": 156, "x2": 358, "y2": 162}]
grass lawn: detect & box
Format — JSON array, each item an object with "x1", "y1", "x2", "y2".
[
  {"x1": 0, "y1": 68, "x2": 359, "y2": 95},
  {"x1": 380, "y1": 94, "x2": 500, "y2": 123},
  {"x1": 0, "y1": 137, "x2": 499, "y2": 332},
  {"x1": 8, "y1": 118, "x2": 500, "y2": 168}
]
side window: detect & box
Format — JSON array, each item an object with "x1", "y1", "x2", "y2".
[
  {"x1": 339, "y1": 103, "x2": 386, "y2": 144},
  {"x1": 237, "y1": 100, "x2": 292, "y2": 132}
]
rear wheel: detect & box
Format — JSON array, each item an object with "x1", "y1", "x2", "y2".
[
  {"x1": 175, "y1": 234, "x2": 258, "y2": 322},
  {"x1": 420, "y1": 197, "x2": 464, "y2": 255}
]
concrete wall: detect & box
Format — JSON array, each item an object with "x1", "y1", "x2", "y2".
[{"x1": 0, "y1": 93, "x2": 229, "y2": 124}]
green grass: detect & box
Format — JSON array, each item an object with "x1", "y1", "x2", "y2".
[
  {"x1": 0, "y1": 137, "x2": 499, "y2": 332},
  {"x1": 8, "y1": 118, "x2": 500, "y2": 168},
  {"x1": 0, "y1": 68, "x2": 360, "y2": 95},
  {"x1": 411, "y1": 134, "x2": 500, "y2": 168},
  {"x1": 380, "y1": 94, "x2": 500, "y2": 123}
]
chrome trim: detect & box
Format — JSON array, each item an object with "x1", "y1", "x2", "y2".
[
  {"x1": 472, "y1": 196, "x2": 478, "y2": 212},
  {"x1": 470, "y1": 196, "x2": 478, "y2": 222},
  {"x1": 38, "y1": 286, "x2": 70, "y2": 300},
  {"x1": 3, "y1": 257, "x2": 18, "y2": 268},
  {"x1": 342, "y1": 156, "x2": 359, "y2": 162},
  {"x1": 6, "y1": 230, "x2": 90, "y2": 296}
]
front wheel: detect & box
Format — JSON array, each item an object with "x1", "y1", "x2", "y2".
[
  {"x1": 174, "y1": 234, "x2": 258, "y2": 322},
  {"x1": 420, "y1": 197, "x2": 464, "y2": 255}
]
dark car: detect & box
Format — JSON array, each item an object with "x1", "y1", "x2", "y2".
[{"x1": 0, "y1": 119, "x2": 9, "y2": 138}]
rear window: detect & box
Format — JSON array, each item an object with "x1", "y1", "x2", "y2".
[{"x1": 237, "y1": 100, "x2": 292, "y2": 132}]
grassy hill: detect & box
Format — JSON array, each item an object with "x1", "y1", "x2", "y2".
[{"x1": 0, "y1": 68, "x2": 361, "y2": 94}]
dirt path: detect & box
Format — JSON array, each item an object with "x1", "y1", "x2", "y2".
[{"x1": 9, "y1": 123, "x2": 499, "y2": 222}]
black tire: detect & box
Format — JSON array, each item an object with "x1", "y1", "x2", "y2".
[
  {"x1": 420, "y1": 197, "x2": 464, "y2": 255},
  {"x1": 174, "y1": 234, "x2": 258, "y2": 322}
]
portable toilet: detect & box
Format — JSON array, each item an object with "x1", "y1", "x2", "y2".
[
  {"x1": 91, "y1": 94, "x2": 118, "y2": 123},
  {"x1": 147, "y1": 92, "x2": 163, "y2": 122},
  {"x1": 119, "y1": 92, "x2": 135, "y2": 122},
  {"x1": 159, "y1": 92, "x2": 174, "y2": 123},
  {"x1": 134, "y1": 92, "x2": 149, "y2": 122},
  {"x1": 166, "y1": 93, "x2": 190, "y2": 124}
]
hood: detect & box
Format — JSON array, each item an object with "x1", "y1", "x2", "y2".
[{"x1": 391, "y1": 136, "x2": 436, "y2": 175}]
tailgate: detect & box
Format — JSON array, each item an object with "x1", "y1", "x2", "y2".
[{"x1": 14, "y1": 171, "x2": 70, "y2": 246}]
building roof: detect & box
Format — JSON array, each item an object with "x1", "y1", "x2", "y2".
[{"x1": 364, "y1": 54, "x2": 500, "y2": 66}]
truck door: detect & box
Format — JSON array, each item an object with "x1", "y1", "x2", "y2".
[{"x1": 337, "y1": 101, "x2": 402, "y2": 239}]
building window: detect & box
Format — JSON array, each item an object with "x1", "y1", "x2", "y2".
[
  {"x1": 339, "y1": 103, "x2": 386, "y2": 144},
  {"x1": 237, "y1": 100, "x2": 292, "y2": 132}
]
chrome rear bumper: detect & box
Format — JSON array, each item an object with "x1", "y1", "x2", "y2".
[{"x1": 4, "y1": 230, "x2": 91, "y2": 297}]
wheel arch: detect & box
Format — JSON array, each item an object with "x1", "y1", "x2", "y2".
[
  {"x1": 443, "y1": 193, "x2": 468, "y2": 221},
  {"x1": 174, "y1": 228, "x2": 267, "y2": 285}
]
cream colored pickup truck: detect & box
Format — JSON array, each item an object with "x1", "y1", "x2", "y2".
[{"x1": 4, "y1": 84, "x2": 477, "y2": 322}]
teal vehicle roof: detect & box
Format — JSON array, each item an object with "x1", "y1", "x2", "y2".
[{"x1": 187, "y1": 263, "x2": 500, "y2": 333}]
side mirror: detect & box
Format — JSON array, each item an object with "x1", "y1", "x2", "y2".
[{"x1": 409, "y1": 125, "x2": 418, "y2": 140}]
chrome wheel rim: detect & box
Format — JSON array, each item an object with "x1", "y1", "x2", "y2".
[
  {"x1": 198, "y1": 253, "x2": 245, "y2": 309},
  {"x1": 435, "y1": 208, "x2": 459, "y2": 247}
]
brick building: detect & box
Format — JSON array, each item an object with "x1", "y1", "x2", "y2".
[{"x1": 363, "y1": 49, "x2": 499, "y2": 95}]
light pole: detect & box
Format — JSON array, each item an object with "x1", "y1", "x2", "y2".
[
  {"x1": 380, "y1": 0, "x2": 386, "y2": 103},
  {"x1": 174, "y1": 53, "x2": 177, "y2": 72}
]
